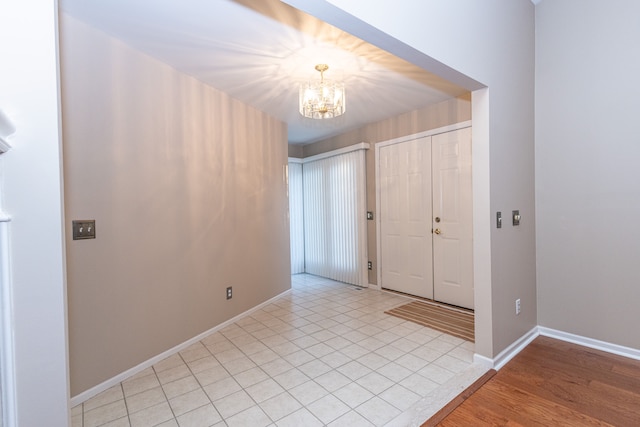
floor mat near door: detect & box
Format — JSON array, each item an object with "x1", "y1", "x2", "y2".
[{"x1": 385, "y1": 300, "x2": 475, "y2": 342}]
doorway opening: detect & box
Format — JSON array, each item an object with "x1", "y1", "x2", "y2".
[{"x1": 376, "y1": 123, "x2": 474, "y2": 311}]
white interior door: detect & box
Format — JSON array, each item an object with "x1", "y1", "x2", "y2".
[
  {"x1": 379, "y1": 137, "x2": 433, "y2": 299},
  {"x1": 432, "y1": 127, "x2": 474, "y2": 309}
]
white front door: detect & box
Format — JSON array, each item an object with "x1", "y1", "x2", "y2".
[
  {"x1": 379, "y1": 137, "x2": 433, "y2": 299},
  {"x1": 378, "y1": 126, "x2": 474, "y2": 309},
  {"x1": 432, "y1": 127, "x2": 474, "y2": 309}
]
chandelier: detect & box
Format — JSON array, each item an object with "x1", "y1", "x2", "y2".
[{"x1": 299, "y1": 64, "x2": 346, "y2": 119}]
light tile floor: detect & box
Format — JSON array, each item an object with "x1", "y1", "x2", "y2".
[{"x1": 72, "y1": 274, "x2": 485, "y2": 427}]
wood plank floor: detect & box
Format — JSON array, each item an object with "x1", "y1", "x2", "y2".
[{"x1": 431, "y1": 336, "x2": 640, "y2": 426}]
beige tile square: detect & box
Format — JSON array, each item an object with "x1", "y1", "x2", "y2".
[
  {"x1": 101, "y1": 417, "x2": 131, "y2": 427},
  {"x1": 418, "y1": 363, "x2": 456, "y2": 384},
  {"x1": 288, "y1": 380, "x2": 328, "y2": 406},
  {"x1": 260, "y1": 357, "x2": 294, "y2": 377},
  {"x1": 271, "y1": 341, "x2": 302, "y2": 357},
  {"x1": 336, "y1": 361, "x2": 372, "y2": 381},
  {"x1": 223, "y1": 355, "x2": 258, "y2": 375},
  {"x1": 176, "y1": 404, "x2": 222, "y2": 427},
  {"x1": 234, "y1": 366, "x2": 269, "y2": 388},
  {"x1": 200, "y1": 332, "x2": 227, "y2": 346},
  {"x1": 236, "y1": 340, "x2": 268, "y2": 355},
  {"x1": 213, "y1": 390, "x2": 255, "y2": 419},
  {"x1": 297, "y1": 359, "x2": 331, "y2": 379},
  {"x1": 259, "y1": 392, "x2": 302, "y2": 421},
  {"x1": 84, "y1": 399, "x2": 128, "y2": 427},
  {"x1": 203, "y1": 377, "x2": 241, "y2": 401},
  {"x1": 313, "y1": 371, "x2": 351, "y2": 400},
  {"x1": 356, "y1": 396, "x2": 401, "y2": 426},
  {"x1": 162, "y1": 375, "x2": 200, "y2": 400},
  {"x1": 153, "y1": 354, "x2": 186, "y2": 373},
  {"x1": 399, "y1": 372, "x2": 439, "y2": 396},
  {"x1": 194, "y1": 365, "x2": 230, "y2": 387},
  {"x1": 205, "y1": 339, "x2": 237, "y2": 355},
  {"x1": 226, "y1": 405, "x2": 272, "y2": 427},
  {"x1": 273, "y1": 368, "x2": 310, "y2": 390},
  {"x1": 180, "y1": 344, "x2": 212, "y2": 363},
  {"x1": 186, "y1": 356, "x2": 220, "y2": 374},
  {"x1": 245, "y1": 378, "x2": 285, "y2": 403},
  {"x1": 122, "y1": 373, "x2": 161, "y2": 397},
  {"x1": 327, "y1": 410, "x2": 375, "y2": 427},
  {"x1": 71, "y1": 414, "x2": 83, "y2": 427},
  {"x1": 214, "y1": 348, "x2": 244, "y2": 364},
  {"x1": 156, "y1": 364, "x2": 192, "y2": 385},
  {"x1": 307, "y1": 394, "x2": 350, "y2": 425},
  {"x1": 169, "y1": 388, "x2": 210, "y2": 417},
  {"x1": 305, "y1": 342, "x2": 335, "y2": 358},
  {"x1": 84, "y1": 385, "x2": 124, "y2": 411},
  {"x1": 320, "y1": 351, "x2": 351, "y2": 369},
  {"x1": 356, "y1": 372, "x2": 394, "y2": 395},
  {"x1": 376, "y1": 362, "x2": 412, "y2": 383},
  {"x1": 276, "y1": 408, "x2": 323, "y2": 427},
  {"x1": 282, "y1": 349, "x2": 315, "y2": 367},
  {"x1": 125, "y1": 386, "x2": 167, "y2": 414},
  {"x1": 248, "y1": 349, "x2": 280, "y2": 366},
  {"x1": 333, "y1": 382, "x2": 374, "y2": 409},
  {"x1": 129, "y1": 402, "x2": 174, "y2": 427},
  {"x1": 379, "y1": 384, "x2": 421, "y2": 411},
  {"x1": 395, "y1": 353, "x2": 429, "y2": 372}
]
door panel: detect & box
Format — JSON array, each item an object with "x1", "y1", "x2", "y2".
[
  {"x1": 380, "y1": 138, "x2": 433, "y2": 298},
  {"x1": 432, "y1": 127, "x2": 473, "y2": 309}
]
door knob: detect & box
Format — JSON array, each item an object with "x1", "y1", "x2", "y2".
[
  {"x1": 435, "y1": 217, "x2": 441, "y2": 223},
  {"x1": 434, "y1": 228, "x2": 441, "y2": 235}
]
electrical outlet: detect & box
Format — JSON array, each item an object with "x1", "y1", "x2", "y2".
[
  {"x1": 515, "y1": 298, "x2": 521, "y2": 315},
  {"x1": 226, "y1": 287, "x2": 232, "y2": 300},
  {"x1": 368, "y1": 261, "x2": 372, "y2": 270}
]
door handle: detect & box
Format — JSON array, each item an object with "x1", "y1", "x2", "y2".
[{"x1": 434, "y1": 228, "x2": 442, "y2": 235}]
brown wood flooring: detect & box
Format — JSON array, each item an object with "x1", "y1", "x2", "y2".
[{"x1": 428, "y1": 336, "x2": 640, "y2": 426}]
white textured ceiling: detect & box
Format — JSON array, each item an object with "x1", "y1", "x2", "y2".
[{"x1": 59, "y1": 0, "x2": 469, "y2": 144}]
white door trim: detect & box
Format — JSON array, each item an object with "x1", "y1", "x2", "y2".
[{"x1": 374, "y1": 121, "x2": 472, "y2": 292}]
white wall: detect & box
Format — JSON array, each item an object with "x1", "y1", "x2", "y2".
[
  {"x1": 0, "y1": 0, "x2": 70, "y2": 426},
  {"x1": 536, "y1": 0, "x2": 640, "y2": 349},
  {"x1": 287, "y1": 0, "x2": 537, "y2": 358}
]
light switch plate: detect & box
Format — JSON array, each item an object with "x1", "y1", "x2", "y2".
[
  {"x1": 72, "y1": 220, "x2": 96, "y2": 240},
  {"x1": 512, "y1": 210, "x2": 521, "y2": 226}
]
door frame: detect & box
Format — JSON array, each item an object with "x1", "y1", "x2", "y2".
[{"x1": 374, "y1": 121, "x2": 472, "y2": 293}]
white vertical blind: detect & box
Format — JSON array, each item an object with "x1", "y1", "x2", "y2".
[
  {"x1": 302, "y1": 149, "x2": 368, "y2": 286},
  {"x1": 288, "y1": 161, "x2": 305, "y2": 274}
]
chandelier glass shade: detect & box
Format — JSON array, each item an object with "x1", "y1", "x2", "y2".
[{"x1": 299, "y1": 64, "x2": 346, "y2": 119}]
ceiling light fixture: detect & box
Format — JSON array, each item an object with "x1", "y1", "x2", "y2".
[{"x1": 299, "y1": 64, "x2": 345, "y2": 119}]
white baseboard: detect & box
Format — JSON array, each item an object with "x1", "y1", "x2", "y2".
[
  {"x1": 538, "y1": 326, "x2": 640, "y2": 361},
  {"x1": 473, "y1": 326, "x2": 539, "y2": 371},
  {"x1": 492, "y1": 327, "x2": 539, "y2": 370},
  {"x1": 473, "y1": 326, "x2": 640, "y2": 372},
  {"x1": 70, "y1": 289, "x2": 291, "y2": 407}
]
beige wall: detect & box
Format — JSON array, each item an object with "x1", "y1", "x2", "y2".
[
  {"x1": 297, "y1": 96, "x2": 471, "y2": 285},
  {"x1": 535, "y1": 1, "x2": 640, "y2": 349},
  {"x1": 60, "y1": 15, "x2": 291, "y2": 396}
]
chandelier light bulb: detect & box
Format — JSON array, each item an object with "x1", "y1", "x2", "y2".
[{"x1": 299, "y1": 64, "x2": 346, "y2": 119}]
